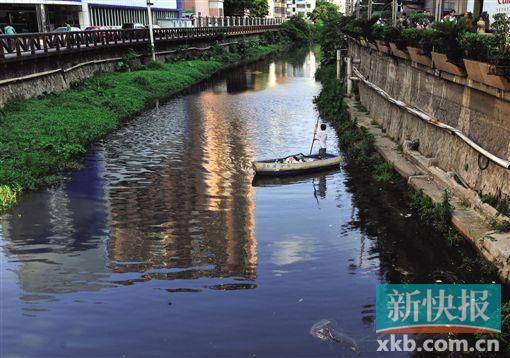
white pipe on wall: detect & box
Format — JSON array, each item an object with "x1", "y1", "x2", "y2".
[{"x1": 352, "y1": 66, "x2": 510, "y2": 170}]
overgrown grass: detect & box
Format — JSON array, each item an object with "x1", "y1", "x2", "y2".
[
  {"x1": 0, "y1": 39, "x2": 284, "y2": 213},
  {"x1": 373, "y1": 162, "x2": 394, "y2": 183},
  {"x1": 410, "y1": 189, "x2": 460, "y2": 242}
]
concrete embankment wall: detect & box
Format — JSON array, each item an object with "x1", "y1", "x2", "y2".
[
  {"x1": 348, "y1": 41, "x2": 510, "y2": 199},
  {"x1": 0, "y1": 35, "x2": 262, "y2": 108}
]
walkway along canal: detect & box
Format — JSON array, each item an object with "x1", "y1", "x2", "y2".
[{"x1": 0, "y1": 50, "x2": 502, "y2": 357}]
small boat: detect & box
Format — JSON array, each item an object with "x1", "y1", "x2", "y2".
[{"x1": 252, "y1": 153, "x2": 341, "y2": 176}]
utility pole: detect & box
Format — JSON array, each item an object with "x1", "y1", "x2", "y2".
[
  {"x1": 368, "y1": 0, "x2": 373, "y2": 19},
  {"x1": 147, "y1": 0, "x2": 156, "y2": 61},
  {"x1": 392, "y1": 0, "x2": 398, "y2": 26}
]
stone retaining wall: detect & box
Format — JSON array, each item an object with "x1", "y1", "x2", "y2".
[{"x1": 349, "y1": 41, "x2": 510, "y2": 199}]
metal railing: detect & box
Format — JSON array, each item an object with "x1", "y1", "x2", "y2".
[{"x1": 0, "y1": 24, "x2": 281, "y2": 62}]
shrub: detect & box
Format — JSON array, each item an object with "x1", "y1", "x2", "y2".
[
  {"x1": 145, "y1": 60, "x2": 164, "y2": 70},
  {"x1": 374, "y1": 162, "x2": 394, "y2": 182},
  {"x1": 318, "y1": 13, "x2": 348, "y2": 64},
  {"x1": 490, "y1": 13, "x2": 510, "y2": 66},
  {"x1": 343, "y1": 17, "x2": 378, "y2": 41},
  {"x1": 281, "y1": 15, "x2": 312, "y2": 43},
  {"x1": 410, "y1": 189, "x2": 454, "y2": 234},
  {"x1": 461, "y1": 33, "x2": 495, "y2": 62},
  {"x1": 408, "y1": 12, "x2": 434, "y2": 27},
  {"x1": 116, "y1": 49, "x2": 140, "y2": 72},
  {"x1": 432, "y1": 18, "x2": 467, "y2": 64},
  {"x1": 400, "y1": 28, "x2": 434, "y2": 55}
]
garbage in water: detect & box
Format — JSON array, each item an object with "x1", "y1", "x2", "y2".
[{"x1": 310, "y1": 319, "x2": 359, "y2": 352}]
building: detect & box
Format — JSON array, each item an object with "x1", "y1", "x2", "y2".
[
  {"x1": 423, "y1": 0, "x2": 508, "y2": 20},
  {"x1": 423, "y1": 0, "x2": 468, "y2": 16},
  {"x1": 0, "y1": 0, "x2": 182, "y2": 33},
  {"x1": 466, "y1": 0, "x2": 510, "y2": 18},
  {"x1": 274, "y1": 0, "x2": 286, "y2": 18},
  {"x1": 268, "y1": 0, "x2": 286, "y2": 18},
  {"x1": 182, "y1": 0, "x2": 223, "y2": 18},
  {"x1": 286, "y1": 0, "x2": 316, "y2": 17}
]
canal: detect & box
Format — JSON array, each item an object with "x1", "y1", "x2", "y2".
[{"x1": 0, "y1": 50, "x2": 499, "y2": 357}]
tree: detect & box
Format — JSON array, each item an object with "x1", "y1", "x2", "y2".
[
  {"x1": 310, "y1": 0, "x2": 340, "y2": 24},
  {"x1": 250, "y1": 0, "x2": 269, "y2": 17},
  {"x1": 224, "y1": 0, "x2": 269, "y2": 17},
  {"x1": 224, "y1": 0, "x2": 251, "y2": 16}
]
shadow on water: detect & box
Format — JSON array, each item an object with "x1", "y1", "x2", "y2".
[
  {"x1": 252, "y1": 168, "x2": 340, "y2": 188},
  {"x1": 342, "y1": 164, "x2": 500, "y2": 285}
]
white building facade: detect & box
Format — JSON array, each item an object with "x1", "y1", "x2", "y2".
[
  {"x1": 286, "y1": 0, "x2": 316, "y2": 18},
  {"x1": 0, "y1": 0, "x2": 181, "y2": 32}
]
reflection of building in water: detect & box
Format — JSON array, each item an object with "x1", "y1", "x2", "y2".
[
  {"x1": 226, "y1": 57, "x2": 300, "y2": 93},
  {"x1": 0, "y1": 152, "x2": 110, "y2": 296},
  {"x1": 106, "y1": 86, "x2": 257, "y2": 280},
  {"x1": 286, "y1": 50, "x2": 317, "y2": 78}
]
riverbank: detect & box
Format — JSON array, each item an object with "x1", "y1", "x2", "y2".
[
  {"x1": 314, "y1": 65, "x2": 510, "y2": 282},
  {"x1": 0, "y1": 39, "x2": 285, "y2": 213},
  {"x1": 315, "y1": 64, "x2": 510, "y2": 350}
]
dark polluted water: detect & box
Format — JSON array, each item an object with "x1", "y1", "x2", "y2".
[{"x1": 0, "y1": 50, "x2": 499, "y2": 357}]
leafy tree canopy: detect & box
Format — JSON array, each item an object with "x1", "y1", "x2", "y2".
[
  {"x1": 250, "y1": 0, "x2": 269, "y2": 17},
  {"x1": 225, "y1": 0, "x2": 269, "y2": 17},
  {"x1": 310, "y1": 0, "x2": 340, "y2": 24}
]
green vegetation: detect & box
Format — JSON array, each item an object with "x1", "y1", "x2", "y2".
[
  {"x1": 309, "y1": 0, "x2": 340, "y2": 26},
  {"x1": 0, "y1": 185, "x2": 19, "y2": 212},
  {"x1": 314, "y1": 65, "x2": 393, "y2": 182},
  {"x1": 481, "y1": 193, "x2": 510, "y2": 231},
  {"x1": 481, "y1": 193, "x2": 510, "y2": 217},
  {"x1": 1, "y1": 61, "x2": 222, "y2": 192},
  {"x1": 281, "y1": 16, "x2": 313, "y2": 44},
  {"x1": 224, "y1": 0, "x2": 269, "y2": 17},
  {"x1": 0, "y1": 38, "x2": 286, "y2": 213},
  {"x1": 492, "y1": 220, "x2": 510, "y2": 233},
  {"x1": 314, "y1": 65, "x2": 499, "y2": 288},
  {"x1": 410, "y1": 189, "x2": 457, "y2": 239},
  {"x1": 431, "y1": 18, "x2": 467, "y2": 64},
  {"x1": 339, "y1": 12, "x2": 510, "y2": 66},
  {"x1": 402, "y1": 28, "x2": 434, "y2": 55},
  {"x1": 373, "y1": 162, "x2": 394, "y2": 183}
]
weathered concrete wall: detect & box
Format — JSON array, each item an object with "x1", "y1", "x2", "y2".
[
  {"x1": 0, "y1": 35, "x2": 262, "y2": 108},
  {"x1": 349, "y1": 41, "x2": 510, "y2": 199}
]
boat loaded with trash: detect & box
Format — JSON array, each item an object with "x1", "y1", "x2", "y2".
[{"x1": 252, "y1": 153, "x2": 341, "y2": 176}]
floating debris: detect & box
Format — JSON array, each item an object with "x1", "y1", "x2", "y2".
[{"x1": 310, "y1": 319, "x2": 359, "y2": 352}]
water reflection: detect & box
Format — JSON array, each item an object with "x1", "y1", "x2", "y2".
[
  {"x1": 0, "y1": 49, "x2": 320, "y2": 300},
  {"x1": 1, "y1": 156, "x2": 110, "y2": 295}
]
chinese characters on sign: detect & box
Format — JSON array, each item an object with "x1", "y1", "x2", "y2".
[{"x1": 376, "y1": 284, "x2": 501, "y2": 333}]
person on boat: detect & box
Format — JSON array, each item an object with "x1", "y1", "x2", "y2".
[{"x1": 314, "y1": 124, "x2": 327, "y2": 159}]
